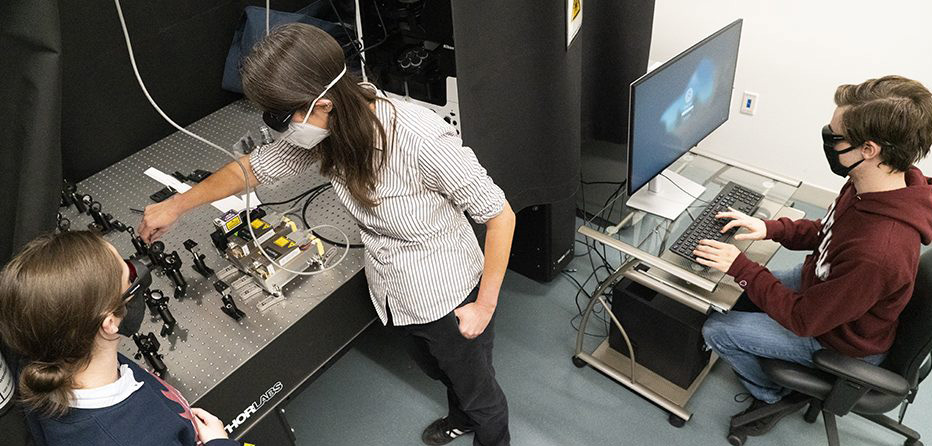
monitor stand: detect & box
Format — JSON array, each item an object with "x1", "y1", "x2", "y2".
[{"x1": 626, "y1": 169, "x2": 705, "y2": 220}]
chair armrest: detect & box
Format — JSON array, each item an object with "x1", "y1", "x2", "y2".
[
  {"x1": 920, "y1": 355, "x2": 931, "y2": 384},
  {"x1": 812, "y1": 349, "x2": 909, "y2": 396}
]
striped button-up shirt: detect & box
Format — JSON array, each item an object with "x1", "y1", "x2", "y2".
[{"x1": 250, "y1": 93, "x2": 506, "y2": 325}]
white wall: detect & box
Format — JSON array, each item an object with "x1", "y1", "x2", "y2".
[{"x1": 649, "y1": 0, "x2": 932, "y2": 193}]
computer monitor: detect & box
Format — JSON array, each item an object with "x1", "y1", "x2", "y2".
[{"x1": 625, "y1": 19, "x2": 742, "y2": 219}]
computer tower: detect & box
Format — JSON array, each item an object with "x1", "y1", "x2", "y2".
[
  {"x1": 508, "y1": 196, "x2": 575, "y2": 283},
  {"x1": 608, "y1": 277, "x2": 711, "y2": 389}
]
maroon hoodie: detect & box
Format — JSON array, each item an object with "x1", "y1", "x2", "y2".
[{"x1": 727, "y1": 167, "x2": 932, "y2": 357}]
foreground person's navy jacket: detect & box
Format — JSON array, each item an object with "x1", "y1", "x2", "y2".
[{"x1": 33, "y1": 354, "x2": 239, "y2": 446}]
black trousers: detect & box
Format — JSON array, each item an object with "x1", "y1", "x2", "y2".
[{"x1": 388, "y1": 287, "x2": 510, "y2": 446}]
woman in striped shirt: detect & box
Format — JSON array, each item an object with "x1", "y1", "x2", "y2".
[{"x1": 140, "y1": 23, "x2": 515, "y2": 446}]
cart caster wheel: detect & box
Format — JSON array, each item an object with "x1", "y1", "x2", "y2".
[
  {"x1": 803, "y1": 410, "x2": 819, "y2": 424},
  {"x1": 572, "y1": 356, "x2": 586, "y2": 368},
  {"x1": 727, "y1": 431, "x2": 747, "y2": 446},
  {"x1": 668, "y1": 413, "x2": 686, "y2": 428},
  {"x1": 803, "y1": 402, "x2": 821, "y2": 423}
]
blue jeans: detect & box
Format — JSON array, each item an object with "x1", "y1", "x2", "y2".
[{"x1": 702, "y1": 264, "x2": 886, "y2": 403}]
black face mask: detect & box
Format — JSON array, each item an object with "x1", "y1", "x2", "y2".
[
  {"x1": 118, "y1": 258, "x2": 151, "y2": 337},
  {"x1": 822, "y1": 125, "x2": 865, "y2": 177}
]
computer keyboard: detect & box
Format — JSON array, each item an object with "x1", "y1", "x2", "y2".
[{"x1": 669, "y1": 182, "x2": 764, "y2": 263}]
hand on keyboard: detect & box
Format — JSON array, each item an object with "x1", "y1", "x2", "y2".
[
  {"x1": 692, "y1": 239, "x2": 742, "y2": 273},
  {"x1": 668, "y1": 181, "x2": 764, "y2": 264},
  {"x1": 717, "y1": 209, "x2": 767, "y2": 241}
]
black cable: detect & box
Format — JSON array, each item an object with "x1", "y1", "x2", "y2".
[
  {"x1": 300, "y1": 184, "x2": 365, "y2": 249},
  {"x1": 300, "y1": 185, "x2": 330, "y2": 228},
  {"x1": 573, "y1": 174, "x2": 632, "y2": 335},
  {"x1": 581, "y1": 180, "x2": 625, "y2": 185},
  {"x1": 601, "y1": 183, "x2": 625, "y2": 264},
  {"x1": 600, "y1": 182, "x2": 625, "y2": 220},
  {"x1": 326, "y1": 0, "x2": 390, "y2": 64},
  {"x1": 571, "y1": 313, "x2": 609, "y2": 338},
  {"x1": 658, "y1": 172, "x2": 710, "y2": 204},
  {"x1": 573, "y1": 239, "x2": 591, "y2": 258},
  {"x1": 592, "y1": 183, "x2": 623, "y2": 277},
  {"x1": 564, "y1": 265, "x2": 610, "y2": 315},
  {"x1": 359, "y1": 0, "x2": 390, "y2": 53},
  {"x1": 586, "y1": 238, "x2": 603, "y2": 284},
  {"x1": 578, "y1": 176, "x2": 624, "y2": 282},
  {"x1": 562, "y1": 266, "x2": 613, "y2": 337},
  {"x1": 322, "y1": 0, "x2": 391, "y2": 97},
  {"x1": 562, "y1": 269, "x2": 610, "y2": 337},
  {"x1": 579, "y1": 177, "x2": 605, "y2": 276},
  {"x1": 577, "y1": 175, "x2": 630, "y2": 303},
  {"x1": 415, "y1": 1, "x2": 429, "y2": 34},
  {"x1": 561, "y1": 270, "x2": 588, "y2": 296},
  {"x1": 257, "y1": 183, "x2": 331, "y2": 209},
  {"x1": 577, "y1": 174, "x2": 600, "y2": 281},
  {"x1": 587, "y1": 239, "x2": 612, "y2": 270},
  {"x1": 327, "y1": 0, "x2": 359, "y2": 51},
  {"x1": 582, "y1": 181, "x2": 627, "y2": 224}
]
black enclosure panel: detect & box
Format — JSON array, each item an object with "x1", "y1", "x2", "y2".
[
  {"x1": 581, "y1": 0, "x2": 656, "y2": 145},
  {"x1": 450, "y1": 1, "x2": 582, "y2": 212},
  {"x1": 59, "y1": 0, "x2": 340, "y2": 181}
]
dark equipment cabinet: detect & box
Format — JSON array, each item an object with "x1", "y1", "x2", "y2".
[
  {"x1": 509, "y1": 196, "x2": 577, "y2": 283},
  {"x1": 608, "y1": 278, "x2": 712, "y2": 389}
]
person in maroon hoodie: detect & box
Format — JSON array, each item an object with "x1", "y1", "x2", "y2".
[{"x1": 697, "y1": 75, "x2": 932, "y2": 436}]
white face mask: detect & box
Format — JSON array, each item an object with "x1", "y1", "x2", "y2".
[{"x1": 281, "y1": 64, "x2": 347, "y2": 149}]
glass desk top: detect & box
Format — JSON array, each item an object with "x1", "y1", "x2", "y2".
[{"x1": 579, "y1": 150, "x2": 806, "y2": 312}]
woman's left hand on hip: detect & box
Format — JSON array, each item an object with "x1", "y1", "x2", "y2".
[{"x1": 454, "y1": 302, "x2": 495, "y2": 339}]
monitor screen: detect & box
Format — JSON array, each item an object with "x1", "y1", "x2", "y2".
[{"x1": 627, "y1": 19, "x2": 742, "y2": 196}]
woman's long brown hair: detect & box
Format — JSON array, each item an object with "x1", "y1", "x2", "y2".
[
  {"x1": 0, "y1": 231, "x2": 125, "y2": 417},
  {"x1": 240, "y1": 23, "x2": 392, "y2": 207}
]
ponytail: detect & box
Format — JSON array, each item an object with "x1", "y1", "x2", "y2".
[{"x1": 19, "y1": 361, "x2": 77, "y2": 417}]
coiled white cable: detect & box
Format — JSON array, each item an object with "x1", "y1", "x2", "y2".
[{"x1": 114, "y1": 0, "x2": 349, "y2": 276}]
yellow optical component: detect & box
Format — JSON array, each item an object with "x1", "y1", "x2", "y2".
[{"x1": 225, "y1": 216, "x2": 242, "y2": 231}]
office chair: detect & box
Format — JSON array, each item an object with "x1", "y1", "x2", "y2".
[{"x1": 727, "y1": 250, "x2": 932, "y2": 446}]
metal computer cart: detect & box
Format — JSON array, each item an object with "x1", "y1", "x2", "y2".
[{"x1": 572, "y1": 150, "x2": 805, "y2": 427}]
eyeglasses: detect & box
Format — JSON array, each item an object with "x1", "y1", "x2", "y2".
[
  {"x1": 120, "y1": 258, "x2": 151, "y2": 302},
  {"x1": 822, "y1": 125, "x2": 846, "y2": 148},
  {"x1": 262, "y1": 109, "x2": 297, "y2": 133},
  {"x1": 823, "y1": 124, "x2": 896, "y2": 151}
]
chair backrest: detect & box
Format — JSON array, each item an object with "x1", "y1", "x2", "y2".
[{"x1": 883, "y1": 249, "x2": 932, "y2": 388}]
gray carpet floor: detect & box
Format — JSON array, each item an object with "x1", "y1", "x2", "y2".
[{"x1": 287, "y1": 204, "x2": 930, "y2": 446}]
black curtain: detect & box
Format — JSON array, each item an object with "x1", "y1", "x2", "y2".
[
  {"x1": 581, "y1": 0, "x2": 656, "y2": 144},
  {"x1": 577, "y1": 0, "x2": 655, "y2": 219},
  {"x1": 451, "y1": 1, "x2": 582, "y2": 212},
  {"x1": 0, "y1": 2, "x2": 60, "y2": 443},
  {"x1": 0, "y1": 0, "x2": 63, "y2": 266},
  {"x1": 59, "y1": 0, "x2": 333, "y2": 182}
]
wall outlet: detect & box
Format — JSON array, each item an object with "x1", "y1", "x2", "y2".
[{"x1": 740, "y1": 91, "x2": 759, "y2": 115}]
